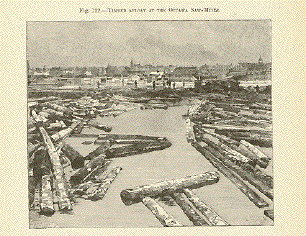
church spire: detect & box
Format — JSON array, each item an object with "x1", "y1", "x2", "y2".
[{"x1": 258, "y1": 55, "x2": 263, "y2": 64}]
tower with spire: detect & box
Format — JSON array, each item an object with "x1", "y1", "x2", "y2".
[
  {"x1": 130, "y1": 58, "x2": 134, "y2": 68},
  {"x1": 258, "y1": 55, "x2": 263, "y2": 64}
]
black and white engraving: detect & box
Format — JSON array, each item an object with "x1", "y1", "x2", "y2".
[{"x1": 27, "y1": 20, "x2": 273, "y2": 228}]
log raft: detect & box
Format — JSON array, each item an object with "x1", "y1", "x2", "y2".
[
  {"x1": 120, "y1": 172, "x2": 219, "y2": 206},
  {"x1": 192, "y1": 142, "x2": 269, "y2": 208},
  {"x1": 142, "y1": 197, "x2": 183, "y2": 227}
]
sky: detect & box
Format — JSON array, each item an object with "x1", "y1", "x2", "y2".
[{"x1": 27, "y1": 20, "x2": 271, "y2": 68}]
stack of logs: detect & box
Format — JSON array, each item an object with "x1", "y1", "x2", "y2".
[
  {"x1": 186, "y1": 99, "x2": 274, "y2": 221},
  {"x1": 28, "y1": 95, "x2": 173, "y2": 216},
  {"x1": 121, "y1": 172, "x2": 229, "y2": 227},
  {"x1": 188, "y1": 98, "x2": 272, "y2": 147}
]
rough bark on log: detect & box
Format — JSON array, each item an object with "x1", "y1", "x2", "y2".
[
  {"x1": 88, "y1": 166, "x2": 122, "y2": 201},
  {"x1": 45, "y1": 102, "x2": 73, "y2": 115},
  {"x1": 142, "y1": 197, "x2": 183, "y2": 227},
  {"x1": 51, "y1": 120, "x2": 82, "y2": 142},
  {"x1": 61, "y1": 143, "x2": 85, "y2": 169},
  {"x1": 69, "y1": 154, "x2": 106, "y2": 186},
  {"x1": 240, "y1": 140, "x2": 271, "y2": 164},
  {"x1": 86, "y1": 160, "x2": 112, "y2": 183},
  {"x1": 170, "y1": 192, "x2": 208, "y2": 226},
  {"x1": 32, "y1": 114, "x2": 72, "y2": 211},
  {"x1": 192, "y1": 142, "x2": 269, "y2": 208},
  {"x1": 182, "y1": 188, "x2": 229, "y2": 226},
  {"x1": 217, "y1": 131, "x2": 273, "y2": 147},
  {"x1": 40, "y1": 174, "x2": 55, "y2": 216},
  {"x1": 200, "y1": 124, "x2": 272, "y2": 134},
  {"x1": 200, "y1": 141, "x2": 273, "y2": 200},
  {"x1": 200, "y1": 137, "x2": 252, "y2": 166},
  {"x1": 120, "y1": 172, "x2": 219, "y2": 206},
  {"x1": 105, "y1": 142, "x2": 171, "y2": 159},
  {"x1": 195, "y1": 126, "x2": 260, "y2": 164},
  {"x1": 195, "y1": 126, "x2": 240, "y2": 146}
]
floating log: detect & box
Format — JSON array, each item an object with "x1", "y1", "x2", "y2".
[
  {"x1": 94, "y1": 139, "x2": 155, "y2": 145},
  {"x1": 216, "y1": 131, "x2": 273, "y2": 147},
  {"x1": 182, "y1": 189, "x2": 229, "y2": 226},
  {"x1": 199, "y1": 124, "x2": 272, "y2": 134},
  {"x1": 264, "y1": 209, "x2": 274, "y2": 220},
  {"x1": 120, "y1": 172, "x2": 219, "y2": 206},
  {"x1": 192, "y1": 142, "x2": 269, "y2": 208},
  {"x1": 40, "y1": 174, "x2": 55, "y2": 216},
  {"x1": 186, "y1": 118, "x2": 195, "y2": 143},
  {"x1": 142, "y1": 197, "x2": 183, "y2": 227},
  {"x1": 195, "y1": 126, "x2": 260, "y2": 166},
  {"x1": 199, "y1": 140, "x2": 273, "y2": 200},
  {"x1": 73, "y1": 119, "x2": 86, "y2": 134},
  {"x1": 238, "y1": 110, "x2": 271, "y2": 121},
  {"x1": 86, "y1": 160, "x2": 112, "y2": 183},
  {"x1": 90, "y1": 122, "x2": 112, "y2": 132},
  {"x1": 88, "y1": 166, "x2": 122, "y2": 201},
  {"x1": 83, "y1": 183, "x2": 102, "y2": 199},
  {"x1": 195, "y1": 126, "x2": 240, "y2": 146},
  {"x1": 170, "y1": 192, "x2": 208, "y2": 226},
  {"x1": 51, "y1": 120, "x2": 82, "y2": 142},
  {"x1": 106, "y1": 141, "x2": 171, "y2": 159},
  {"x1": 85, "y1": 142, "x2": 112, "y2": 160},
  {"x1": 240, "y1": 140, "x2": 271, "y2": 164},
  {"x1": 45, "y1": 102, "x2": 73, "y2": 115},
  {"x1": 61, "y1": 143, "x2": 85, "y2": 169},
  {"x1": 200, "y1": 137, "x2": 252, "y2": 166},
  {"x1": 72, "y1": 133, "x2": 100, "y2": 138},
  {"x1": 70, "y1": 154, "x2": 107, "y2": 186},
  {"x1": 32, "y1": 113, "x2": 72, "y2": 211}
]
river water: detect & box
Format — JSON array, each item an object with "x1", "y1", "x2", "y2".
[{"x1": 30, "y1": 103, "x2": 273, "y2": 228}]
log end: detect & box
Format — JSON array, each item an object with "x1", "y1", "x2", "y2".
[{"x1": 120, "y1": 189, "x2": 139, "y2": 206}]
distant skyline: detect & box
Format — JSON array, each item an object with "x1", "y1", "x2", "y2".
[{"x1": 27, "y1": 20, "x2": 271, "y2": 68}]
